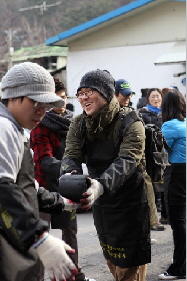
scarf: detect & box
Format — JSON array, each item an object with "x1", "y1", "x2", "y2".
[
  {"x1": 83, "y1": 97, "x2": 120, "y2": 136},
  {"x1": 146, "y1": 104, "x2": 161, "y2": 114},
  {"x1": 40, "y1": 109, "x2": 73, "y2": 137}
]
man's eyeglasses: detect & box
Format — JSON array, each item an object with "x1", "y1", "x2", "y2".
[
  {"x1": 76, "y1": 89, "x2": 94, "y2": 99},
  {"x1": 34, "y1": 101, "x2": 52, "y2": 111}
]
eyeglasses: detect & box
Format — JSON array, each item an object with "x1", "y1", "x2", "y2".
[
  {"x1": 34, "y1": 101, "x2": 52, "y2": 111},
  {"x1": 149, "y1": 95, "x2": 162, "y2": 99},
  {"x1": 76, "y1": 89, "x2": 94, "y2": 99}
]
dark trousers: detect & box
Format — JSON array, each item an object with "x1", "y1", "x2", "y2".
[
  {"x1": 39, "y1": 212, "x2": 85, "y2": 281},
  {"x1": 161, "y1": 192, "x2": 167, "y2": 219},
  {"x1": 62, "y1": 224, "x2": 85, "y2": 281},
  {"x1": 167, "y1": 205, "x2": 186, "y2": 277}
]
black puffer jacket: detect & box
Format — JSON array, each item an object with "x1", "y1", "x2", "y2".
[{"x1": 138, "y1": 107, "x2": 162, "y2": 128}]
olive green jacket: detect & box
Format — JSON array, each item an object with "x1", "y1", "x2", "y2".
[
  {"x1": 62, "y1": 97, "x2": 157, "y2": 226},
  {"x1": 63, "y1": 97, "x2": 145, "y2": 169}
]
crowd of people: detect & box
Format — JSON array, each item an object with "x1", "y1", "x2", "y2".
[{"x1": 0, "y1": 62, "x2": 186, "y2": 281}]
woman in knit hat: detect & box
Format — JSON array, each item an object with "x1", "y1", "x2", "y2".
[{"x1": 60, "y1": 69, "x2": 151, "y2": 281}]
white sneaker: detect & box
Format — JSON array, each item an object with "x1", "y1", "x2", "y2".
[
  {"x1": 158, "y1": 272, "x2": 181, "y2": 280},
  {"x1": 84, "y1": 278, "x2": 96, "y2": 281},
  {"x1": 151, "y1": 238, "x2": 157, "y2": 244}
]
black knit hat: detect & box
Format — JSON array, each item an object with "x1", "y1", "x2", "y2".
[{"x1": 77, "y1": 69, "x2": 115, "y2": 102}]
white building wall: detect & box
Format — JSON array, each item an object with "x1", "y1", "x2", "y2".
[
  {"x1": 66, "y1": 42, "x2": 186, "y2": 116},
  {"x1": 69, "y1": 1, "x2": 185, "y2": 52}
]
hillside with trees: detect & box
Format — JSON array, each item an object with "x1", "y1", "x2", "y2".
[
  {"x1": 0, "y1": 0, "x2": 134, "y2": 76},
  {"x1": 0, "y1": 0, "x2": 134, "y2": 49}
]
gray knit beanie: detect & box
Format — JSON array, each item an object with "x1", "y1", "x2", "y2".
[
  {"x1": 77, "y1": 69, "x2": 115, "y2": 102},
  {"x1": 1, "y1": 62, "x2": 64, "y2": 108}
]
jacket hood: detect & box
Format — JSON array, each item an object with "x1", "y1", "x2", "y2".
[{"x1": 0, "y1": 103, "x2": 24, "y2": 133}]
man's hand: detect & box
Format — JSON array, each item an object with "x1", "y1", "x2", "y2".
[
  {"x1": 80, "y1": 178, "x2": 104, "y2": 210},
  {"x1": 35, "y1": 234, "x2": 78, "y2": 281},
  {"x1": 62, "y1": 197, "x2": 81, "y2": 211}
]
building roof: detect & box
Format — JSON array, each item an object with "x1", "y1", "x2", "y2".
[
  {"x1": 155, "y1": 41, "x2": 186, "y2": 65},
  {"x1": 46, "y1": 0, "x2": 185, "y2": 47},
  {"x1": 2, "y1": 44, "x2": 67, "y2": 63}
]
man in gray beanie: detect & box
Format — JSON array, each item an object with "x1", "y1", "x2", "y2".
[
  {"x1": 60, "y1": 69, "x2": 151, "y2": 281},
  {"x1": 0, "y1": 62, "x2": 81, "y2": 281}
]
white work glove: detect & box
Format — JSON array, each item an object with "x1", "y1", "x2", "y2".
[
  {"x1": 35, "y1": 233, "x2": 78, "y2": 281},
  {"x1": 62, "y1": 197, "x2": 81, "y2": 211},
  {"x1": 80, "y1": 178, "x2": 104, "y2": 209},
  {"x1": 35, "y1": 180, "x2": 39, "y2": 192}
]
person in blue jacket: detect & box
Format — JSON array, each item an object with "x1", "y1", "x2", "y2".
[{"x1": 158, "y1": 89, "x2": 186, "y2": 280}]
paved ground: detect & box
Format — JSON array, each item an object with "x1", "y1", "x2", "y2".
[{"x1": 45, "y1": 211, "x2": 185, "y2": 281}]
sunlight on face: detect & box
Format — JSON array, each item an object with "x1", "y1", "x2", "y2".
[
  {"x1": 78, "y1": 88, "x2": 108, "y2": 116},
  {"x1": 116, "y1": 93, "x2": 132, "y2": 107},
  {"x1": 148, "y1": 91, "x2": 162, "y2": 108}
]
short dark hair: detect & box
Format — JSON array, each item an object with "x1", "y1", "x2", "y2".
[
  {"x1": 1, "y1": 99, "x2": 8, "y2": 106},
  {"x1": 53, "y1": 77, "x2": 66, "y2": 94},
  {"x1": 141, "y1": 88, "x2": 149, "y2": 98},
  {"x1": 161, "y1": 90, "x2": 186, "y2": 122},
  {"x1": 1, "y1": 96, "x2": 24, "y2": 106},
  {"x1": 115, "y1": 90, "x2": 120, "y2": 97}
]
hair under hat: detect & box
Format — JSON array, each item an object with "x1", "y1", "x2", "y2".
[
  {"x1": 77, "y1": 69, "x2": 115, "y2": 102},
  {"x1": 1, "y1": 62, "x2": 64, "y2": 108}
]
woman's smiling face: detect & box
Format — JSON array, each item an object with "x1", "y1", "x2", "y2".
[{"x1": 148, "y1": 90, "x2": 162, "y2": 108}]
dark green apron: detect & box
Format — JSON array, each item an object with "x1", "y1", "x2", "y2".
[{"x1": 85, "y1": 137, "x2": 151, "y2": 268}]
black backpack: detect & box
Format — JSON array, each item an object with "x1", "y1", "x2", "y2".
[{"x1": 118, "y1": 110, "x2": 171, "y2": 188}]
